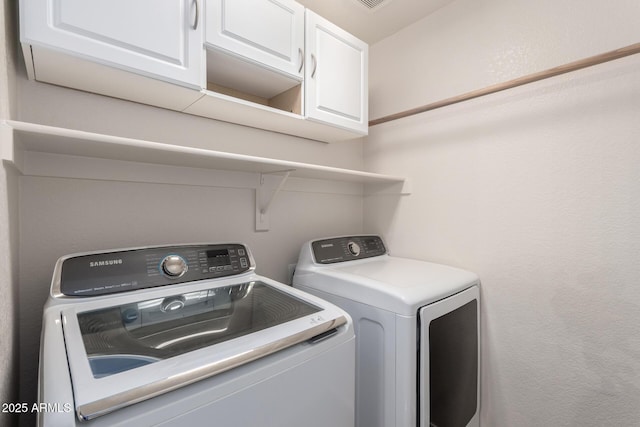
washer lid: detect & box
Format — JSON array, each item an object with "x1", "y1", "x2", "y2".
[
  {"x1": 60, "y1": 279, "x2": 348, "y2": 421},
  {"x1": 295, "y1": 256, "x2": 479, "y2": 315}
]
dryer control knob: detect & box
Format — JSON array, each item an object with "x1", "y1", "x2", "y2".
[
  {"x1": 161, "y1": 255, "x2": 188, "y2": 278},
  {"x1": 347, "y1": 241, "x2": 361, "y2": 256}
]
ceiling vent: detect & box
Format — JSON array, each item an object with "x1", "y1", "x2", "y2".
[{"x1": 353, "y1": 0, "x2": 391, "y2": 11}]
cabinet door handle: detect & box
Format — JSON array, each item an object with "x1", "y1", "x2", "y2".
[
  {"x1": 191, "y1": 0, "x2": 199, "y2": 30},
  {"x1": 298, "y1": 48, "x2": 304, "y2": 73},
  {"x1": 311, "y1": 53, "x2": 317, "y2": 78}
]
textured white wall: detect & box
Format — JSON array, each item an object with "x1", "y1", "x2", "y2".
[
  {"x1": 0, "y1": 0, "x2": 19, "y2": 425},
  {"x1": 369, "y1": 0, "x2": 640, "y2": 121},
  {"x1": 364, "y1": 0, "x2": 640, "y2": 425},
  {"x1": 0, "y1": 164, "x2": 18, "y2": 426}
]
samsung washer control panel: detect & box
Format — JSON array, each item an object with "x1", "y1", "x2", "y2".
[
  {"x1": 311, "y1": 235, "x2": 386, "y2": 264},
  {"x1": 58, "y1": 243, "x2": 254, "y2": 297}
]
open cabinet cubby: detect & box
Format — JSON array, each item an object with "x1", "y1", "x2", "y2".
[{"x1": 205, "y1": 47, "x2": 303, "y2": 116}]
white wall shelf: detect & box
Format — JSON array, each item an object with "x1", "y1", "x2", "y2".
[{"x1": 1, "y1": 120, "x2": 410, "y2": 230}]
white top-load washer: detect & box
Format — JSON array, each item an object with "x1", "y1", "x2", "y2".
[
  {"x1": 293, "y1": 235, "x2": 480, "y2": 427},
  {"x1": 39, "y1": 243, "x2": 355, "y2": 427}
]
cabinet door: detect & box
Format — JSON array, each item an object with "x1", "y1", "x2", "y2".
[
  {"x1": 206, "y1": 0, "x2": 305, "y2": 79},
  {"x1": 20, "y1": 0, "x2": 204, "y2": 88},
  {"x1": 305, "y1": 10, "x2": 368, "y2": 135}
]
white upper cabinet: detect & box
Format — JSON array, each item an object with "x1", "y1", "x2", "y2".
[
  {"x1": 205, "y1": 0, "x2": 305, "y2": 79},
  {"x1": 19, "y1": 0, "x2": 368, "y2": 141},
  {"x1": 305, "y1": 10, "x2": 368, "y2": 135},
  {"x1": 20, "y1": 0, "x2": 204, "y2": 88}
]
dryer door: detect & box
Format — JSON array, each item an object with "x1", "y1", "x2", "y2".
[{"x1": 419, "y1": 285, "x2": 480, "y2": 427}]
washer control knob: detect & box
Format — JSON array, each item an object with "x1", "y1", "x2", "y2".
[
  {"x1": 347, "y1": 241, "x2": 361, "y2": 256},
  {"x1": 161, "y1": 255, "x2": 188, "y2": 278}
]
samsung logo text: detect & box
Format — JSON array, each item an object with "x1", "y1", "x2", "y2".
[{"x1": 89, "y1": 259, "x2": 123, "y2": 268}]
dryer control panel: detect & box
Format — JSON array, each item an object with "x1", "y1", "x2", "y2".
[
  {"x1": 311, "y1": 235, "x2": 386, "y2": 264},
  {"x1": 58, "y1": 243, "x2": 254, "y2": 297}
]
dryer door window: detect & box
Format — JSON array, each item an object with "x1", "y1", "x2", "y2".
[{"x1": 419, "y1": 286, "x2": 480, "y2": 427}]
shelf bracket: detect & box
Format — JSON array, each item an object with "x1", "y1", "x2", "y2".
[
  {"x1": 0, "y1": 121, "x2": 24, "y2": 172},
  {"x1": 255, "y1": 170, "x2": 293, "y2": 231}
]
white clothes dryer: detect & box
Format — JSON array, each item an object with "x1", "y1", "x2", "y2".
[
  {"x1": 39, "y1": 243, "x2": 355, "y2": 427},
  {"x1": 293, "y1": 235, "x2": 480, "y2": 427}
]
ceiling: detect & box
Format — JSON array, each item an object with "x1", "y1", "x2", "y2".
[{"x1": 297, "y1": 0, "x2": 454, "y2": 44}]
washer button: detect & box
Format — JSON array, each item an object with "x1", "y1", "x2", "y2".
[{"x1": 161, "y1": 296, "x2": 185, "y2": 312}]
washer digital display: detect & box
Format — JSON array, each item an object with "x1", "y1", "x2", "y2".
[{"x1": 206, "y1": 249, "x2": 230, "y2": 267}]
